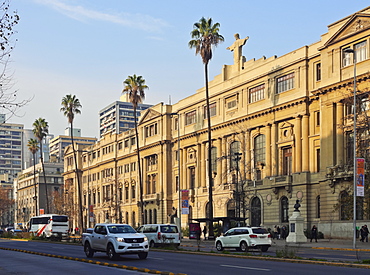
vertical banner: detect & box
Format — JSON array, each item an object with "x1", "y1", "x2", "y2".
[
  {"x1": 39, "y1": 208, "x2": 44, "y2": 215},
  {"x1": 89, "y1": 205, "x2": 94, "y2": 222},
  {"x1": 357, "y1": 158, "x2": 365, "y2": 197},
  {"x1": 181, "y1": 190, "x2": 189, "y2": 214}
]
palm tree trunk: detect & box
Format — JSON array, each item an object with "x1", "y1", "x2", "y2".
[
  {"x1": 205, "y1": 62, "x2": 214, "y2": 239},
  {"x1": 70, "y1": 122, "x2": 84, "y2": 234},
  {"x1": 134, "y1": 106, "x2": 144, "y2": 226},
  {"x1": 33, "y1": 153, "x2": 38, "y2": 216},
  {"x1": 39, "y1": 141, "x2": 49, "y2": 213}
]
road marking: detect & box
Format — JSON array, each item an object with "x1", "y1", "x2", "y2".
[
  {"x1": 220, "y1": 264, "x2": 271, "y2": 271},
  {"x1": 149, "y1": 257, "x2": 164, "y2": 260}
]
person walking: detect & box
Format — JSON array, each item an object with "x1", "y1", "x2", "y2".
[
  {"x1": 202, "y1": 226, "x2": 207, "y2": 240},
  {"x1": 310, "y1": 225, "x2": 318, "y2": 242},
  {"x1": 360, "y1": 226, "x2": 365, "y2": 242},
  {"x1": 281, "y1": 225, "x2": 287, "y2": 240},
  {"x1": 273, "y1": 225, "x2": 278, "y2": 240},
  {"x1": 363, "y1": 225, "x2": 369, "y2": 242}
]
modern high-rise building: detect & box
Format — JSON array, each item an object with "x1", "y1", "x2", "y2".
[
  {"x1": 49, "y1": 128, "x2": 97, "y2": 162},
  {"x1": 99, "y1": 94, "x2": 152, "y2": 138},
  {"x1": 0, "y1": 117, "x2": 23, "y2": 182}
]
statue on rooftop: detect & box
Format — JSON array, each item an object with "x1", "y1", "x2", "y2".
[{"x1": 227, "y1": 33, "x2": 249, "y2": 65}]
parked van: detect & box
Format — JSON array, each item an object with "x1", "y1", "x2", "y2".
[{"x1": 137, "y1": 224, "x2": 180, "y2": 248}]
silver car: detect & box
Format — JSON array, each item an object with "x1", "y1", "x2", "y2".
[{"x1": 215, "y1": 227, "x2": 272, "y2": 252}]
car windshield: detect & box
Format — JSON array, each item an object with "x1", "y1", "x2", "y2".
[
  {"x1": 107, "y1": 225, "x2": 136, "y2": 234},
  {"x1": 252, "y1": 228, "x2": 268, "y2": 234}
]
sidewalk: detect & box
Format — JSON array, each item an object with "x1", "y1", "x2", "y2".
[{"x1": 180, "y1": 237, "x2": 370, "y2": 252}]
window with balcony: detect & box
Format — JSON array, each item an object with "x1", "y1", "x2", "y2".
[{"x1": 282, "y1": 146, "x2": 292, "y2": 175}]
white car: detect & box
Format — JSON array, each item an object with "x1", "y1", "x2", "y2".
[
  {"x1": 215, "y1": 227, "x2": 272, "y2": 252},
  {"x1": 137, "y1": 224, "x2": 180, "y2": 248}
]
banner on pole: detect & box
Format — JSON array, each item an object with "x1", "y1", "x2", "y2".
[
  {"x1": 357, "y1": 158, "x2": 365, "y2": 197},
  {"x1": 181, "y1": 190, "x2": 189, "y2": 214}
]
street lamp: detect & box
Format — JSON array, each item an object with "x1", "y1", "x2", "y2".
[
  {"x1": 170, "y1": 113, "x2": 181, "y2": 236},
  {"x1": 343, "y1": 47, "x2": 357, "y2": 249}
]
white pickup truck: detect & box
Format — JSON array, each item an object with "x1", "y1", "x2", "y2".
[{"x1": 82, "y1": 223, "x2": 149, "y2": 260}]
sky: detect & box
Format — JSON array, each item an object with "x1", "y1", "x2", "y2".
[{"x1": 3, "y1": 0, "x2": 369, "y2": 139}]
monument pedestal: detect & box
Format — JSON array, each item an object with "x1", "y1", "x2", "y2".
[{"x1": 286, "y1": 211, "x2": 307, "y2": 243}]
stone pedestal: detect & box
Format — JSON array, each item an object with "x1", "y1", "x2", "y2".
[{"x1": 286, "y1": 211, "x2": 307, "y2": 243}]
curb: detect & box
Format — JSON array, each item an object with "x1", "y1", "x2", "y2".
[{"x1": 0, "y1": 246, "x2": 186, "y2": 275}]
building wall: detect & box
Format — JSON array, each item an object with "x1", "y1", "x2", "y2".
[{"x1": 63, "y1": 7, "x2": 370, "y2": 237}]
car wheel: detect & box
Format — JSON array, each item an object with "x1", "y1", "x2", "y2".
[
  {"x1": 107, "y1": 244, "x2": 119, "y2": 260},
  {"x1": 240, "y1": 241, "x2": 248, "y2": 252},
  {"x1": 84, "y1": 242, "x2": 94, "y2": 258},
  {"x1": 216, "y1": 241, "x2": 224, "y2": 251},
  {"x1": 138, "y1": 252, "x2": 148, "y2": 260},
  {"x1": 261, "y1": 246, "x2": 269, "y2": 252},
  {"x1": 149, "y1": 240, "x2": 156, "y2": 248}
]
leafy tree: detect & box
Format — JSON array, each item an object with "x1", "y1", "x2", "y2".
[
  {"x1": 32, "y1": 118, "x2": 49, "y2": 213},
  {"x1": 0, "y1": 187, "x2": 14, "y2": 225},
  {"x1": 122, "y1": 74, "x2": 148, "y2": 225},
  {"x1": 189, "y1": 17, "x2": 224, "y2": 238},
  {"x1": 0, "y1": 0, "x2": 29, "y2": 120},
  {"x1": 334, "y1": 81, "x2": 370, "y2": 220},
  {"x1": 27, "y1": 138, "x2": 39, "y2": 215},
  {"x1": 60, "y1": 94, "x2": 83, "y2": 232}
]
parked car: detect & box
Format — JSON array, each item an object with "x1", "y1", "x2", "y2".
[
  {"x1": 215, "y1": 227, "x2": 272, "y2": 252},
  {"x1": 137, "y1": 224, "x2": 180, "y2": 248},
  {"x1": 82, "y1": 223, "x2": 149, "y2": 260},
  {"x1": 10, "y1": 229, "x2": 23, "y2": 236}
]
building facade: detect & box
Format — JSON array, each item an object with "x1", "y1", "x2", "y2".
[
  {"x1": 64, "y1": 7, "x2": 370, "y2": 238},
  {"x1": 14, "y1": 161, "x2": 64, "y2": 227},
  {"x1": 99, "y1": 95, "x2": 152, "y2": 138}
]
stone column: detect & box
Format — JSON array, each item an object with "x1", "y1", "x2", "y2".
[
  {"x1": 201, "y1": 143, "x2": 206, "y2": 188},
  {"x1": 295, "y1": 116, "x2": 302, "y2": 173},
  {"x1": 265, "y1": 124, "x2": 271, "y2": 177},
  {"x1": 217, "y1": 138, "x2": 222, "y2": 186},
  {"x1": 336, "y1": 102, "x2": 344, "y2": 166},
  {"x1": 271, "y1": 123, "x2": 277, "y2": 176},
  {"x1": 245, "y1": 131, "x2": 251, "y2": 180},
  {"x1": 302, "y1": 115, "x2": 309, "y2": 172}
]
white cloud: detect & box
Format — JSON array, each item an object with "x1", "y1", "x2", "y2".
[{"x1": 33, "y1": 0, "x2": 168, "y2": 33}]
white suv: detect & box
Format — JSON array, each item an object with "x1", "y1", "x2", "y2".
[
  {"x1": 215, "y1": 227, "x2": 272, "y2": 252},
  {"x1": 137, "y1": 224, "x2": 180, "y2": 248}
]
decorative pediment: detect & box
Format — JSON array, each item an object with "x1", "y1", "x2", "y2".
[
  {"x1": 279, "y1": 122, "x2": 293, "y2": 141},
  {"x1": 139, "y1": 109, "x2": 161, "y2": 124},
  {"x1": 322, "y1": 14, "x2": 370, "y2": 48}
]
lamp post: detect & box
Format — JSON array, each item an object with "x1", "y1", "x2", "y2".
[
  {"x1": 170, "y1": 113, "x2": 181, "y2": 236},
  {"x1": 343, "y1": 47, "x2": 357, "y2": 249}
]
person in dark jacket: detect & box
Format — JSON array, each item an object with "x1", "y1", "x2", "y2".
[
  {"x1": 363, "y1": 225, "x2": 369, "y2": 242},
  {"x1": 310, "y1": 225, "x2": 318, "y2": 242}
]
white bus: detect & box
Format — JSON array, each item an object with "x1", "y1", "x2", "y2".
[{"x1": 28, "y1": 214, "x2": 69, "y2": 239}]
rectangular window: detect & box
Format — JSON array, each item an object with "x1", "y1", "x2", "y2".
[
  {"x1": 203, "y1": 102, "x2": 216, "y2": 119},
  {"x1": 185, "y1": 110, "x2": 196, "y2": 125},
  {"x1": 189, "y1": 167, "x2": 195, "y2": 189},
  {"x1": 227, "y1": 99, "x2": 237, "y2": 109},
  {"x1": 277, "y1": 72, "x2": 295, "y2": 94},
  {"x1": 316, "y1": 148, "x2": 320, "y2": 172},
  {"x1": 131, "y1": 137, "x2": 136, "y2": 146},
  {"x1": 316, "y1": 63, "x2": 321, "y2": 81},
  {"x1": 316, "y1": 111, "x2": 320, "y2": 126},
  {"x1": 249, "y1": 84, "x2": 265, "y2": 103},
  {"x1": 124, "y1": 140, "x2": 129, "y2": 148},
  {"x1": 355, "y1": 41, "x2": 367, "y2": 62},
  {"x1": 282, "y1": 147, "x2": 292, "y2": 175},
  {"x1": 145, "y1": 123, "x2": 158, "y2": 137},
  {"x1": 343, "y1": 47, "x2": 352, "y2": 67}
]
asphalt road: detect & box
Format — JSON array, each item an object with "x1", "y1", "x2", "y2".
[{"x1": 1, "y1": 239, "x2": 370, "y2": 275}]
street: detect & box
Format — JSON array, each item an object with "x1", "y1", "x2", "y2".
[{"x1": 1, "y1": 239, "x2": 370, "y2": 275}]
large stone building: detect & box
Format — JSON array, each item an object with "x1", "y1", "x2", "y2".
[{"x1": 64, "y1": 7, "x2": 370, "y2": 238}]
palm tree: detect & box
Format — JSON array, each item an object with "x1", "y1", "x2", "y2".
[
  {"x1": 189, "y1": 17, "x2": 224, "y2": 239},
  {"x1": 27, "y1": 138, "x2": 39, "y2": 216},
  {"x1": 60, "y1": 94, "x2": 83, "y2": 233},
  {"x1": 33, "y1": 118, "x2": 49, "y2": 213},
  {"x1": 122, "y1": 74, "x2": 148, "y2": 226}
]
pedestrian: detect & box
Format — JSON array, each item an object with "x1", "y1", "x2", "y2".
[
  {"x1": 277, "y1": 226, "x2": 281, "y2": 240},
  {"x1": 202, "y1": 226, "x2": 207, "y2": 240},
  {"x1": 360, "y1": 226, "x2": 365, "y2": 242},
  {"x1": 281, "y1": 225, "x2": 287, "y2": 240},
  {"x1": 273, "y1": 225, "x2": 278, "y2": 239},
  {"x1": 75, "y1": 227, "x2": 79, "y2": 235},
  {"x1": 363, "y1": 225, "x2": 369, "y2": 242},
  {"x1": 310, "y1": 225, "x2": 318, "y2": 242}
]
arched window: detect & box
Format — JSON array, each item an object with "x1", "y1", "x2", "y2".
[
  {"x1": 153, "y1": 209, "x2": 157, "y2": 224},
  {"x1": 132, "y1": 211, "x2": 136, "y2": 227},
  {"x1": 211, "y1": 147, "x2": 217, "y2": 173},
  {"x1": 125, "y1": 212, "x2": 129, "y2": 224},
  {"x1": 152, "y1": 174, "x2": 156, "y2": 194},
  {"x1": 230, "y1": 141, "x2": 240, "y2": 169},
  {"x1": 254, "y1": 135, "x2": 265, "y2": 180},
  {"x1": 281, "y1": 196, "x2": 289, "y2": 223},
  {"x1": 149, "y1": 209, "x2": 153, "y2": 224},
  {"x1": 251, "y1": 197, "x2": 261, "y2": 226},
  {"x1": 144, "y1": 209, "x2": 148, "y2": 224}
]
